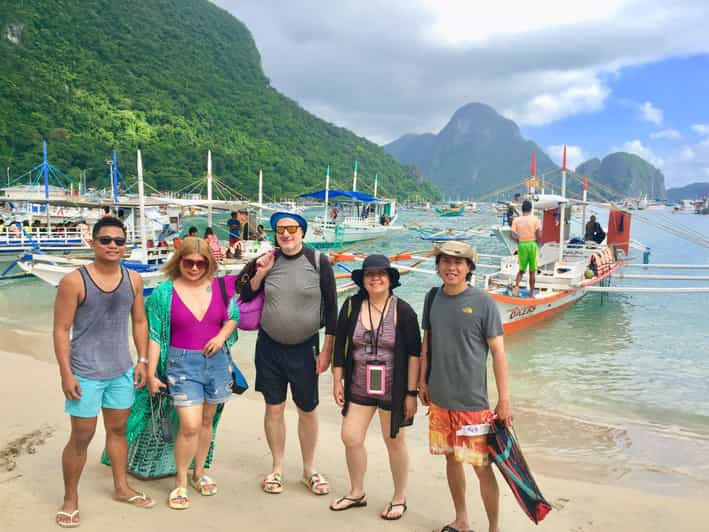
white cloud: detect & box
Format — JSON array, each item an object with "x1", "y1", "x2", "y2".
[
  {"x1": 420, "y1": 0, "x2": 627, "y2": 46},
  {"x1": 639, "y1": 101, "x2": 663, "y2": 125},
  {"x1": 662, "y1": 140, "x2": 709, "y2": 187},
  {"x1": 613, "y1": 139, "x2": 664, "y2": 168},
  {"x1": 505, "y1": 81, "x2": 609, "y2": 127},
  {"x1": 547, "y1": 145, "x2": 587, "y2": 170},
  {"x1": 650, "y1": 129, "x2": 682, "y2": 140},
  {"x1": 220, "y1": 0, "x2": 709, "y2": 142},
  {"x1": 691, "y1": 124, "x2": 709, "y2": 135},
  {"x1": 679, "y1": 146, "x2": 695, "y2": 161}
]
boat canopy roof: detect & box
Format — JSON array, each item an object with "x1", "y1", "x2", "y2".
[{"x1": 298, "y1": 189, "x2": 381, "y2": 202}]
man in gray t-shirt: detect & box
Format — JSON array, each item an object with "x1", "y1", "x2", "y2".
[{"x1": 419, "y1": 240, "x2": 512, "y2": 532}]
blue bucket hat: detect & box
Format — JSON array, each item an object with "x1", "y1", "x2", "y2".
[{"x1": 270, "y1": 211, "x2": 308, "y2": 235}]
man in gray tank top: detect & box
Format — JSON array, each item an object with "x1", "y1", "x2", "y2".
[
  {"x1": 418, "y1": 241, "x2": 513, "y2": 532},
  {"x1": 53, "y1": 217, "x2": 154, "y2": 528}
]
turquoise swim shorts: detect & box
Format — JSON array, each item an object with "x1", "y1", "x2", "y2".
[{"x1": 64, "y1": 367, "x2": 135, "y2": 418}]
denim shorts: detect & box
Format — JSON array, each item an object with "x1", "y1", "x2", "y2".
[
  {"x1": 65, "y1": 367, "x2": 135, "y2": 418},
  {"x1": 166, "y1": 346, "x2": 232, "y2": 407}
]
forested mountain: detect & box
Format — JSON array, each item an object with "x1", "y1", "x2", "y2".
[
  {"x1": 385, "y1": 103, "x2": 558, "y2": 198},
  {"x1": 576, "y1": 153, "x2": 665, "y2": 199},
  {"x1": 0, "y1": 0, "x2": 439, "y2": 199},
  {"x1": 666, "y1": 182, "x2": 709, "y2": 201}
]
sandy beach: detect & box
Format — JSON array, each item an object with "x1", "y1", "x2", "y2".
[{"x1": 1, "y1": 341, "x2": 708, "y2": 532}]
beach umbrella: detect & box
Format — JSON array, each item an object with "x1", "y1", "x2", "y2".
[{"x1": 487, "y1": 420, "x2": 552, "y2": 524}]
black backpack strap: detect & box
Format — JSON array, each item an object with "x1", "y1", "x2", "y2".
[
  {"x1": 217, "y1": 276, "x2": 228, "y2": 308},
  {"x1": 423, "y1": 286, "x2": 439, "y2": 383}
]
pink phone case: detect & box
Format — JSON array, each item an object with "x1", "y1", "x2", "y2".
[{"x1": 366, "y1": 364, "x2": 386, "y2": 396}]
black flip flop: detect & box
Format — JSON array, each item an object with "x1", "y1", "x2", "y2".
[
  {"x1": 438, "y1": 524, "x2": 473, "y2": 532},
  {"x1": 329, "y1": 494, "x2": 368, "y2": 511},
  {"x1": 381, "y1": 501, "x2": 407, "y2": 520}
]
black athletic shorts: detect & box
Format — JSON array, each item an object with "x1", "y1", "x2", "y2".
[{"x1": 255, "y1": 329, "x2": 319, "y2": 412}]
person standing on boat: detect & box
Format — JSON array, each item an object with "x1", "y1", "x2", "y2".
[
  {"x1": 144, "y1": 236, "x2": 239, "y2": 509},
  {"x1": 239, "y1": 211, "x2": 337, "y2": 496},
  {"x1": 329, "y1": 255, "x2": 422, "y2": 520},
  {"x1": 419, "y1": 240, "x2": 512, "y2": 532},
  {"x1": 53, "y1": 217, "x2": 155, "y2": 528},
  {"x1": 227, "y1": 211, "x2": 241, "y2": 246},
  {"x1": 510, "y1": 200, "x2": 542, "y2": 298}
]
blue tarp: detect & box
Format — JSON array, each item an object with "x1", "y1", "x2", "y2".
[{"x1": 298, "y1": 189, "x2": 379, "y2": 202}]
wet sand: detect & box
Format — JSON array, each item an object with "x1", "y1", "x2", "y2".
[{"x1": 1, "y1": 342, "x2": 708, "y2": 531}]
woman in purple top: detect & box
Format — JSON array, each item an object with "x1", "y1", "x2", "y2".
[
  {"x1": 330, "y1": 255, "x2": 422, "y2": 521},
  {"x1": 146, "y1": 237, "x2": 237, "y2": 510}
]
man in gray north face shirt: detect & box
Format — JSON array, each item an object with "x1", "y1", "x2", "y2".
[{"x1": 418, "y1": 240, "x2": 513, "y2": 532}]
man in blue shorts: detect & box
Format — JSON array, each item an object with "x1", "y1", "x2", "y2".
[{"x1": 53, "y1": 217, "x2": 154, "y2": 528}]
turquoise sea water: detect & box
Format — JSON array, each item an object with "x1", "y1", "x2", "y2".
[{"x1": 1, "y1": 206, "x2": 708, "y2": 490}]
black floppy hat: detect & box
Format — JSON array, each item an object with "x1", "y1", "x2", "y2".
[{"x1": 351, "y1": 254, "x2": 401, "y2": 289}]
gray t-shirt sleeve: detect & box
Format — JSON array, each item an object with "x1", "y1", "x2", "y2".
[{"x1": 482, "y1": 294, "x2": 504, "y2": 339}]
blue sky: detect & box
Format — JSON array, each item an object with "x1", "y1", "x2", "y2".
[
  {"x1": 526, "y1": 55, "x2": 709, "y2": 187},
  {"x1": 224, "y1": 0, "x2": 709, "y2": 190}
]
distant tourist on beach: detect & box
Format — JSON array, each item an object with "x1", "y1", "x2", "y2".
[
  {"x1": 256, "y1": 224, "x2": 266, "y2": 241},
  {"x1": 53, "y1": 217, "x2": 154, "y2": 528},
  {"x1": 203, "y1": 227, "x2": 223, "y2": 261},
  {"x1": 419, "y1": 240, "x2": 513, "y2": 532},
  {"x1": 144, "y1": 236, "x2": 239, "y2": 509},
  {"x1": 584, "y1": 215, "x2": 606, "y2": 244},
  {"x1": 510, "y1": 200, "x2": 542, "y2": 298},
  {"x1": 227, "y1": 211, "x2": 241, "y2": 246},
  {"x1": 330, "y1": 255, "x2": 421, "y2": 520},
  {"x1": 238, "y1": 212, "x2": 337, "y2": 496},
  {"x1": 101, "y1": 206, "x2": 112, "y2": 218}
]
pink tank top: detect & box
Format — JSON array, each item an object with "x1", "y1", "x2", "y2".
[{"x1": 169, "y1": 276, "x2": 235, "y2": 349}]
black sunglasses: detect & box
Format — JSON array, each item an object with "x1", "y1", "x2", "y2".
[{"x1": 96, "y1": 236, "x2": 127, "y2": 246}]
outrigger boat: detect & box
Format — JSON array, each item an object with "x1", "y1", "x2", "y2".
[
  {"x1": 435, "y1": 203, "x2": 465, "y2": 217},
  {"x1": 13, "y1": 150, "x2": 273, "y2": 293},
  {"x1": 481, "y1": 147, "x2": 709, "y2": 333},
  {"x1": 298, "y1": 164, "x2": 404, "y2": 249}
]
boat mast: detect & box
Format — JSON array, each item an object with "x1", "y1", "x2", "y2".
[
  {"x1": 112, "y1": 149, "x2": 119, "y2": 203},
  {"x1": 207, "y1": 150, "x2": 213, "y2": 228},
  {"x1": 323, "y1": 164, "x2": 331, "y2": 222},
  {"x1": 373, "y1": 173, "x2": 378, "y2": 198},
  {"x1": 43, "y1": 139, "x2": 51, "y2": 231},
  {"x1": 137, "y1": 149, "x2": 148, "y2": 265},
  {"x1": 258, "y1": 169, "x2": 263, "y2": 226},
  {"x1": 559, "y1": 145, "x2": 567, "y2": 263},
  {"x1": 352, "y1": 160, "x2": 358, "y2": 192},
  {"x1": 581, "y1": 175, "x2": 588, "y2": 237}
]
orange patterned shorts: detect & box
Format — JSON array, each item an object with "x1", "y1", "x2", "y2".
[{"x1": 428, "y1": 403, "x2": 495, "y2": 466}]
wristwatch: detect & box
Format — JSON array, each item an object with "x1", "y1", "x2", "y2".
[
  {"x1": 406, "y1": 389, "x2": 419, "y2": 397},
  {"x1": 138, "y1": 357, "x2": 149, "y2": 364}
]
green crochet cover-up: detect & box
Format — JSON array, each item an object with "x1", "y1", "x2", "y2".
[{"x1": 100, "y1": 279, "x2": 240, "y2": 479}]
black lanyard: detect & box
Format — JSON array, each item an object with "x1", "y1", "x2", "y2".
[{"x1": 367, "y1": 295, "x2": 390, "y2": 357}]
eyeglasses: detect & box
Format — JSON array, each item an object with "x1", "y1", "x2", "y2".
[
  {"x1": 364, "y1": 270, "x2": 387, "y2": 278},
  {"x1": 96, "y1": 236, "x2": 126, "y2": 246},
  {"x1": 181, "y1": 258, "x2": 208, "y2": 270},
  {"x1": 275, "y1": 225, "x2": 300, "y2": 235}
]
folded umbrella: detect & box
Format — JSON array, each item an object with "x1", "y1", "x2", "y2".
[{"x1": 487, "y1": 420, "x2": 552, "y2": 524}]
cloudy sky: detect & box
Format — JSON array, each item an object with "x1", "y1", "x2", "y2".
[{"x1": 216, "y1": 0, "x2": 709, "y2": 188}]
